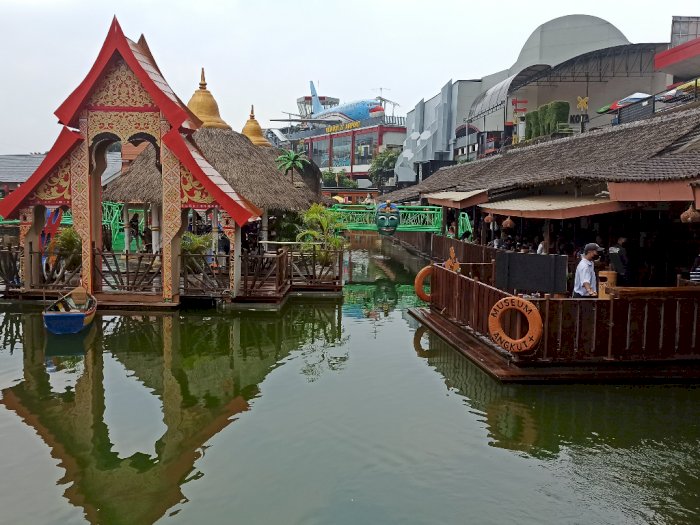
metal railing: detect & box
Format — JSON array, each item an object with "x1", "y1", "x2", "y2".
[{"x1": 329, "y1": 204, "x2": 443, "y2": 233}]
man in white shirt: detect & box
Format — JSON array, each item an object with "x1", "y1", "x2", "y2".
[{"x1": 573, "y1": 243, "x2": 603, "y2": 298}]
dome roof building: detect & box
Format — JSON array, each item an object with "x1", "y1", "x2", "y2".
[
  {"x1": 241, "y1": 106, "x2": 272, "y2": 147},
  {"x1": 186, "y1": 69, "x2": 231, "y2": 129}
]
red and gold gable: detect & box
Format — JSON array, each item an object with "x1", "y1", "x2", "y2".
[
  {"x1": 88, "y1": 57, "x2": 155, "y2": 109},
  {"x1": 27, "y1": 157, "x2": 71, "y2": 207},
  {"x1": 180, "y1": 165, "x2": 214, "y2": 209}
]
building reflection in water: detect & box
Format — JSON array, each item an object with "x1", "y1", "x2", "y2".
[
  {"x1": 0, "y1": 301, "x2": 344, "y2": 525},
  {"x1": 413, "y1": 326, "x2": 700, "y2": 456}
]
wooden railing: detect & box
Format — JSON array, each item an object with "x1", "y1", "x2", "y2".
[
  {"x1": 431, "y1": 235, "x2": 499, "y2": 264},
  {"x1": 458, "y1": 262, "x2": 496, "y2": 286},
  {"x1": 394, "y1": 231, "x2": 433, "y2": 256},
  {"x1": 241, "y1": 249, "x2": 289, "y2": 298},
  {"x1": 95, "y1": 249, "x2": 163, "y2": 293},
  {"x1": 0, "y1": 245, "x2": 21, "y2": 289},
  {"x1": 29, "y1": 247, "x2": 82, "y2": 290},
  {"x1": 288, "y1": 248, "x2": 343, "y2": 290},
  {"x1": 181, "y1": 253, "x2": 230, "y2": 296},
  {"x1": 430, "y1": 264, "x2": 700, "y2": 363}
]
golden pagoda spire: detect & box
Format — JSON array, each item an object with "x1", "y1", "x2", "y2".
[
  {"x1": 242, "y1": 104, "x2": 271, "y2": 147},
  {"x1": 187, "y1": 68, "x2": 231, "y2": 129}
]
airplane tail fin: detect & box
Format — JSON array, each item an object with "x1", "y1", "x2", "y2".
[{"x1": 310, "y1": 81, "x2": 323, "y2": 114}]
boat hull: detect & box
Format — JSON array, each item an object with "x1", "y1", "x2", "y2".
[{"x1": 43, "y1": 309, "x2": 95, "y2": 335}]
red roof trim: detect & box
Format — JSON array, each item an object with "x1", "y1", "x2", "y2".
[
  {"x1": 161, "y1": 129, "x2": 261, "y2": 226},
  {"x1": 0, "y1": 127, "x2": 83, "y2": 220},
  {"x1": 55, "y1": 17, "x2": 199, "y2": 131},
  {"x1": 655, "y1": 36, "x2": 700, "y2": 70}
]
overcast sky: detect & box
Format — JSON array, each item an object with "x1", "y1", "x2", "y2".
[{"x1": 0, "y1": 0, "x2": 698, "y2": 154}]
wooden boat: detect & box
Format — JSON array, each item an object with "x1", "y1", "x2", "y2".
[{"x1": 43, "y1": 286, "x2": 97, "y2": 335}]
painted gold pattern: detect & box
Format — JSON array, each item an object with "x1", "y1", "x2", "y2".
[
  {"x1": 29, "y1": 157, "x2": 71, "y2": 205},
  {"x1": 18, "y1": 207, "x2": 33, "y2": 290},
  {"x1": 160, "y1": 121, "x2": 181, "y2": 301},
  {"x1": 220, "y1": 211, "x2": 236, "y2": 292},
  {"x1": 71, "y1": 117, "x2": 92, "y2": 291},
  {"x1": 180, "y1": 166, "x2": 214, "y2": 208},
  {"x1": 88, "y1": 58, "x2": 155, "y2": 108},
  {"x1": 88, "y1": 110, "x2": 160, "y2": 144}
]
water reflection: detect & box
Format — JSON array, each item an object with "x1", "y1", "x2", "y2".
[
  {"x1": 414, "y1": 327, "x2": 700, "y2": 522},
  {"x1": 0, "y1": 300, "x2": 346, "y2": 525}
]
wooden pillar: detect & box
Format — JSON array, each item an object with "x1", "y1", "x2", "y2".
[
  {"x1": 261, "y1": 210, "x2": 269, "y2": 244},
  {"x1": 211, "y1": 207, "x2": 219, "y2": 256},
  {"x1": 232, "y1": 224, "x2": 242, "y2": 298},
  {"x1": 122, "y1": 204, "x2": 131, "y2": 253},
  {"x1": 544, "y1": 219, "x2": 551, "y2": 255},
  {"x1": 70, "y1": 115, "x2": 93, "y2": 292},
  {"x1": 20, "y1": 206, "x2": 43, "y2": 290},
  {"x1": 160, "y1": 128, "x2": 183, "y2": 302},
  {"x1": 151, "y1": 204, "x2": 161, "y2": 254}
]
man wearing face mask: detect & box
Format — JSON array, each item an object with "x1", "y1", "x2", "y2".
[{"x1": 573, "y1": 242, "x2": 603, "y2": 298}]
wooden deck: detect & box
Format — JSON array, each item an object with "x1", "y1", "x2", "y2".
[{"x1": 411, "y1": 307, "x2": 700, "y2": 383}]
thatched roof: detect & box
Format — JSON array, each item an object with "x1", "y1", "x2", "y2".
[
  {"x1": 104, "y1": 128, "x2": 321, "y2": 211},
  {"x1": 384, "y1": 106, "x2": 700, "y2": 203}
]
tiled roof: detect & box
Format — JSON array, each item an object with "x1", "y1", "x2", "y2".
[{"x1": 385, "y1": 106, "x2": 700, "y2": 202}]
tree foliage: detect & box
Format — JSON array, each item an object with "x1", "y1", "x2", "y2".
[
  {"x1": 368, "y1": 149, "x2": 400, "y2": 187},
  {"x1": 296, "y1": 204, "x2": 348, "y2": 260},
  {"x1": 275, "y1": 149, "x2": 310, "y2": 183},
  {"x1": 321, "y1": 169, "x2": 357, "y2": 188}
]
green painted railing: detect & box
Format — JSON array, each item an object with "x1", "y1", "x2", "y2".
[
  {"x1": 0, "y1": 201, "x2": 144, "y2": 252},
  {"x1": 330, "y1": 204, "x2": 443, "y2": 233}
]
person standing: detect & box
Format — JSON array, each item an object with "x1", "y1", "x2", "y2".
[
  {"x1": 573, "y1": 243, "x2": 603, "y2": 298},
  {"x1": 609, "y1": 237, "x2": 629, "y2": 285}
]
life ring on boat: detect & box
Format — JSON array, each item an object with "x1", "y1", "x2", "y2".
[
  {"x1": 413, "y1": 325, "x2": 431, "y2": 357},
  {"x1": 414, "y1": 266, "x2": 433, "y2": 302},
  {"x1": 487, "y1": 297, "x2": 543, "y2": 353}
]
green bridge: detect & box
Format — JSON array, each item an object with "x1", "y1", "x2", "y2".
[{"x1": 329, "y1": 204, "x2": 472, "y2": 238}]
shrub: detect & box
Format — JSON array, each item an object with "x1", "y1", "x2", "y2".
[
  {"x1": 549, "y1": 101, "x2": 570, "y2": 132},
  {"x1": 524, "y1": 111, "x2": 534, "y2": 140},
  {"x1": 530, "y1": 110, "x2": 541, "y2": 138},
  {"x1": 538, "y1": 103, "x2": 551, "y2": 135}
]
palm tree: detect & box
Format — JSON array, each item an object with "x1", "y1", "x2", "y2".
[{"x1": 275, "y1": 149, "x2": 309, "y2": 183}]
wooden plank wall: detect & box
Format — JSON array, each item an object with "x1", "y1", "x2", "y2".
[{"x1": 430, "y1": 265, "x2": 700, "y2": 363}]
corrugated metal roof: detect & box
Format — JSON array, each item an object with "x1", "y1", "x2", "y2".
[
  {"x1": 0, "y1": 152, "x2": 122, "y2": 185},
  {"x1": 0, "y1": 155, "x2": 45, "y2": 183}
]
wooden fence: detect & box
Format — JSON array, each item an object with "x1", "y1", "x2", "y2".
[
  {"x1": 95, "y1": 249, "x2": 163, "y2": 293},
  {"x1": 430, "y1": 264, "x2": 700, "y2": 363},
  {"x1": 431, "y1": 235, "x2": 499, "y2": 264},
  {"x1": 241, "y1": 250, "x2": 290, "y2": 299}
]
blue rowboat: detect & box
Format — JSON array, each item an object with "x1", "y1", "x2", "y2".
[{"x1": 43, "y1": 286, "x2": 97, "y2": 335}]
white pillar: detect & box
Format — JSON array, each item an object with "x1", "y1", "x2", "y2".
[
  {"x1": 152, "y1": 204, "x2": 161, "y2": 253},
  {"x1": 122, "y1": 205, "x2": 130, "y2": 253},
  {"x1": 261, "y1": 210, "x2": 269, "y2": 245},
  {"x1": 232, "y1": 224, "x2": 242, "y2": 298}
]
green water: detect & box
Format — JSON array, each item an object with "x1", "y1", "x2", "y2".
[{"x1": 0, "y1": 243, "x2": 699, "y2": 525}]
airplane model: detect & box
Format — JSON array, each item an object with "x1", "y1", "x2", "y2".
[{"x1": 271, "y1": 81, "x2": 385, "y2": 125}]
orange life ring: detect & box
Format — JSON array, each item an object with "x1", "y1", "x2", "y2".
[
  {"x1": 413, "y1": 325, "x2": 431, "y2": 357},
  {"x1": 414, "y1": 266, "x2": 433, "y2": 302},
  {"x1": 487, "y1": 297, "x2": 543, "y2": 353}
]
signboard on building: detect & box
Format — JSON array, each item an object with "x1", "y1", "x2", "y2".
[{"x1": 325, "y1": 121, "x2": 361, "y2": 134}]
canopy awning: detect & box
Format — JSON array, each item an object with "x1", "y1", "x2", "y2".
[
  {"x1": 425, "y1": 189, "x2": 488, "y2": 209},
  {"x1": 479, "y1": 195, "x2": 629, "y2": 219}
]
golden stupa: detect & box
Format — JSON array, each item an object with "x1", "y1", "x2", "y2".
[
  {"x1": 241, "y1": 105, "x2": 271, "y2": 147},
  {"x1": 187, "y1": 68, "x2": 231, "y2": 129}
]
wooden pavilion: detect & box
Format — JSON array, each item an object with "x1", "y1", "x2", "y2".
[{"x1": 0, "y1": 19, "x2": 333, "y2": 307}]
